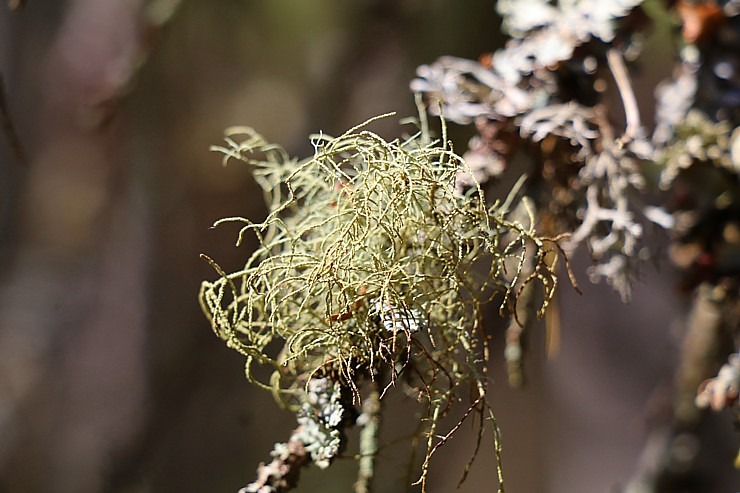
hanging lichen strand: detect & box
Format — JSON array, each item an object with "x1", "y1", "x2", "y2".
[{"x1": 199, "y1": 113, "x2": 562, "y2": 492}]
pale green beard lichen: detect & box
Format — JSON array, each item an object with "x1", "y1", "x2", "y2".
[{"x1": 199, "y1": 112, "x2": 564, "y2": 491}]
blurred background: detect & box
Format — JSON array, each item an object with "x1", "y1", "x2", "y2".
[{"x1": 0, "y1": 1, "x2": 736, "y2": 492}]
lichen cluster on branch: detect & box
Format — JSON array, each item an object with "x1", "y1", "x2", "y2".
[{"x1": 199, "y1": 113, "x2": 564, "y2": 490}]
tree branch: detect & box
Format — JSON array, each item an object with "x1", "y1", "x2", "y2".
[
  {"x1": 606, "y1": 48, "x2": 642, "y2": 141},
  {"x1": 354, "y1": 383, "x2": 381, "y2": 493}
]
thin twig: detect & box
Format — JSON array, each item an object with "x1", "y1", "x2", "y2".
[
  {"x1": 622, "y1": 425, "x2": 673, "y2": 493},
  {"x1": 606, "y1": 48, "x2": 641, "y2": 141},
  {"x1": 505, "y1": 280, "x2": 535, "y2": 387},
  {"x1": 354, "y1": 382, "x2": 381, "y2": 493},
  {"x1": 413, "y1": 395, "x2": 484, "y2": 491},
  {"x1": 488, "y1": 406, "x2": 506, "y2": 493},
  {"x1": 0, "y1": 72, "x2": 27, "y2": 165},
  {"x1": 674, "y1": 283, "x2": 726, "y2": 425}
]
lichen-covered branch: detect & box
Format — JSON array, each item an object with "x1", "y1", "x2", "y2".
[
  {"x1": 240, "y1": 377, "x2": 351, "y2": 493},
  {"x1": 201, "y1": 112, "x2": 567, "y2": 492},
  {"x1": 202, "y1": 0, "x2": 740, "y2": 490},
  {"x1": 239, "y1": 434, "x2": 308, "y2": 493}
]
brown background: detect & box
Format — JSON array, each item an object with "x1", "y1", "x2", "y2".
[{"x1": 0, "y1": 1, "x2": 737, "y2": 492}]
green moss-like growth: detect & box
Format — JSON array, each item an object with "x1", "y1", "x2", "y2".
[{"x1": 199, "y1": 113, "x2": 562, "y2": 490}]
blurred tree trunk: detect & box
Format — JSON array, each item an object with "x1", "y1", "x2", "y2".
[{"x1": 0, "y1": 1, "x2": 151, "y2": 491}]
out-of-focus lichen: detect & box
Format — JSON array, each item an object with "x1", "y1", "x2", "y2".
[
  {"x1": 412, "y1": 0, "x2": 740, "y2": 484},
  {"x1": 411, "y1": 2, "x2": 656, "y2": 302},
  {"x1": 659, "y1": 110, "x2": 738, "y2": 188},
  {"x1": 696, "y1": 351, "x2": 740, "y2": 411}
]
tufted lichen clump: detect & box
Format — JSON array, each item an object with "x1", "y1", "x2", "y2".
[{"x1": 199, "y1": 113, "x2": 564, "y2": 491}]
